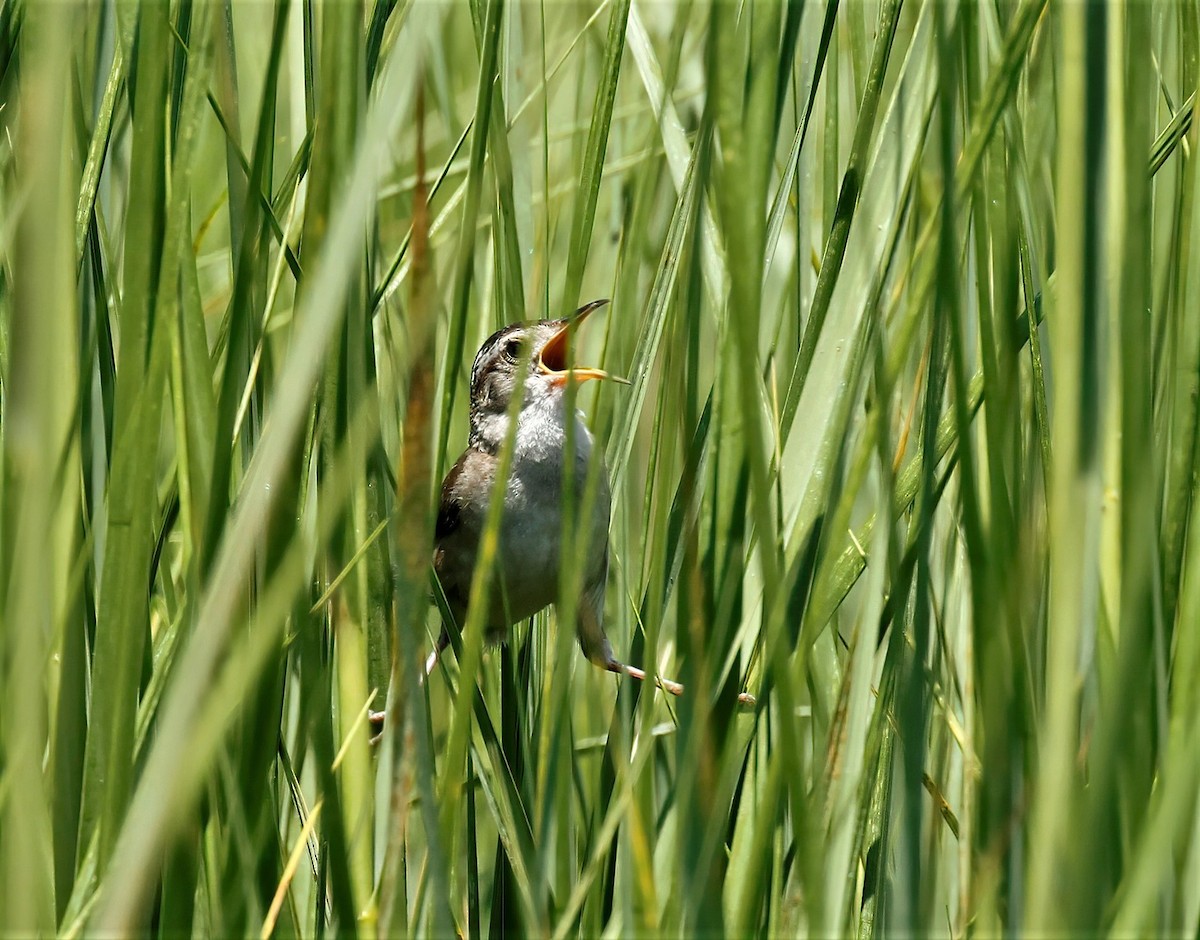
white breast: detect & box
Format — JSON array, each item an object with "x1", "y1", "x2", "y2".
[{"x1": 491, "y1": 395, "x2": 607, "y2": 622}]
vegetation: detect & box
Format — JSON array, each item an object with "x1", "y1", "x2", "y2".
[{"x1": 1, "y1": 0, "x2": 1198, "y2": 935}]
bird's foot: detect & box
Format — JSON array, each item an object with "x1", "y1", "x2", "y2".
[
  {"x1": 606, "y1": 659, "x2": 756, "y2": 707},
  {"x1": 367, "y1": 636, "x2": 449, "y2": 745},
  {"x1": 368, "y1": 709, "x2": 386, "y2": 746},
  {"x1": 610, "y1": 661, "x2": 680, "y2": 696}
]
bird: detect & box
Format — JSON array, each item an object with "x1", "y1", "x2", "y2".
[
  {"x1": 430, "y1": 298, "x2": 680, "y2": 691},
  {"x1": 372, "y1": 299, "x2": 753, "y2": 730}
]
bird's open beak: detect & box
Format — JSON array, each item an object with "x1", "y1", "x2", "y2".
[{"x1": 538, "y1": 299, "x2": 631, "y2": 386}]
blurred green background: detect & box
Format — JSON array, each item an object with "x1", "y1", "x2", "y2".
[{"x1": 1, "y1": 0, "x2": 1198, "y2": 935}]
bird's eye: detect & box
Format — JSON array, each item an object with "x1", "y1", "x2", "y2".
[{"x1": 504, "y1": 337, "x2": 522, "y2": 360}]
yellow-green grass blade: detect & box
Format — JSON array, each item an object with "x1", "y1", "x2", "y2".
[
  {"x1": 437, "y1": 0, "x2": 505, "y2": 481},
  {"x1": 91, "y1": 6, "x2": 432, "y2": 925},
  {"x1": 2, "y1": 3, "x2": 79, "y2": 930},
  {"x1": 560, "y1": 0, "x2": 631, "y2": 313},
  {"x1": 1026, "y1": 3, "x2": 1104, "y2": 929}
]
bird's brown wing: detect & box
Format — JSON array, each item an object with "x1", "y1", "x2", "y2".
[
  {"x1": 431, "y1": 452, "x2": 474, "y2": 621},
  {"x1": 435, "y1": 454, "x2": 468, "y2": 543},
  {"x1": 432, "y1": 447, "x2": 493, "y2": 604},
  {"x1": 435, "y1": 445, "x2": 495, "y2": 544}
]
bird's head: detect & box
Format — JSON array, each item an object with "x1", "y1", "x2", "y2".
[{"x1": 467, "y1": 299, "x2": 627, "y2": 449}]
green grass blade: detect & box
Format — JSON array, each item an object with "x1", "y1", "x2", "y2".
[
  {"x1": 77, "y1": 0, "x2": 173, "y2": 876},
  {"x1": 2, "y1": 4, "x2": 78, "y2": 930}
]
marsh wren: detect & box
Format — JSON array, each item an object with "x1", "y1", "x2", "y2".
[{"x1": 373, "y1": 300, "x2": 753, "y2": 725}]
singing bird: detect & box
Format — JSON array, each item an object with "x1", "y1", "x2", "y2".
[
  {"x1": 431, "y1": 298, "x2": 676, "y2": 690},
  {"x1": 375, "y1": 300, "x2": 753, "y2": 722}
]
